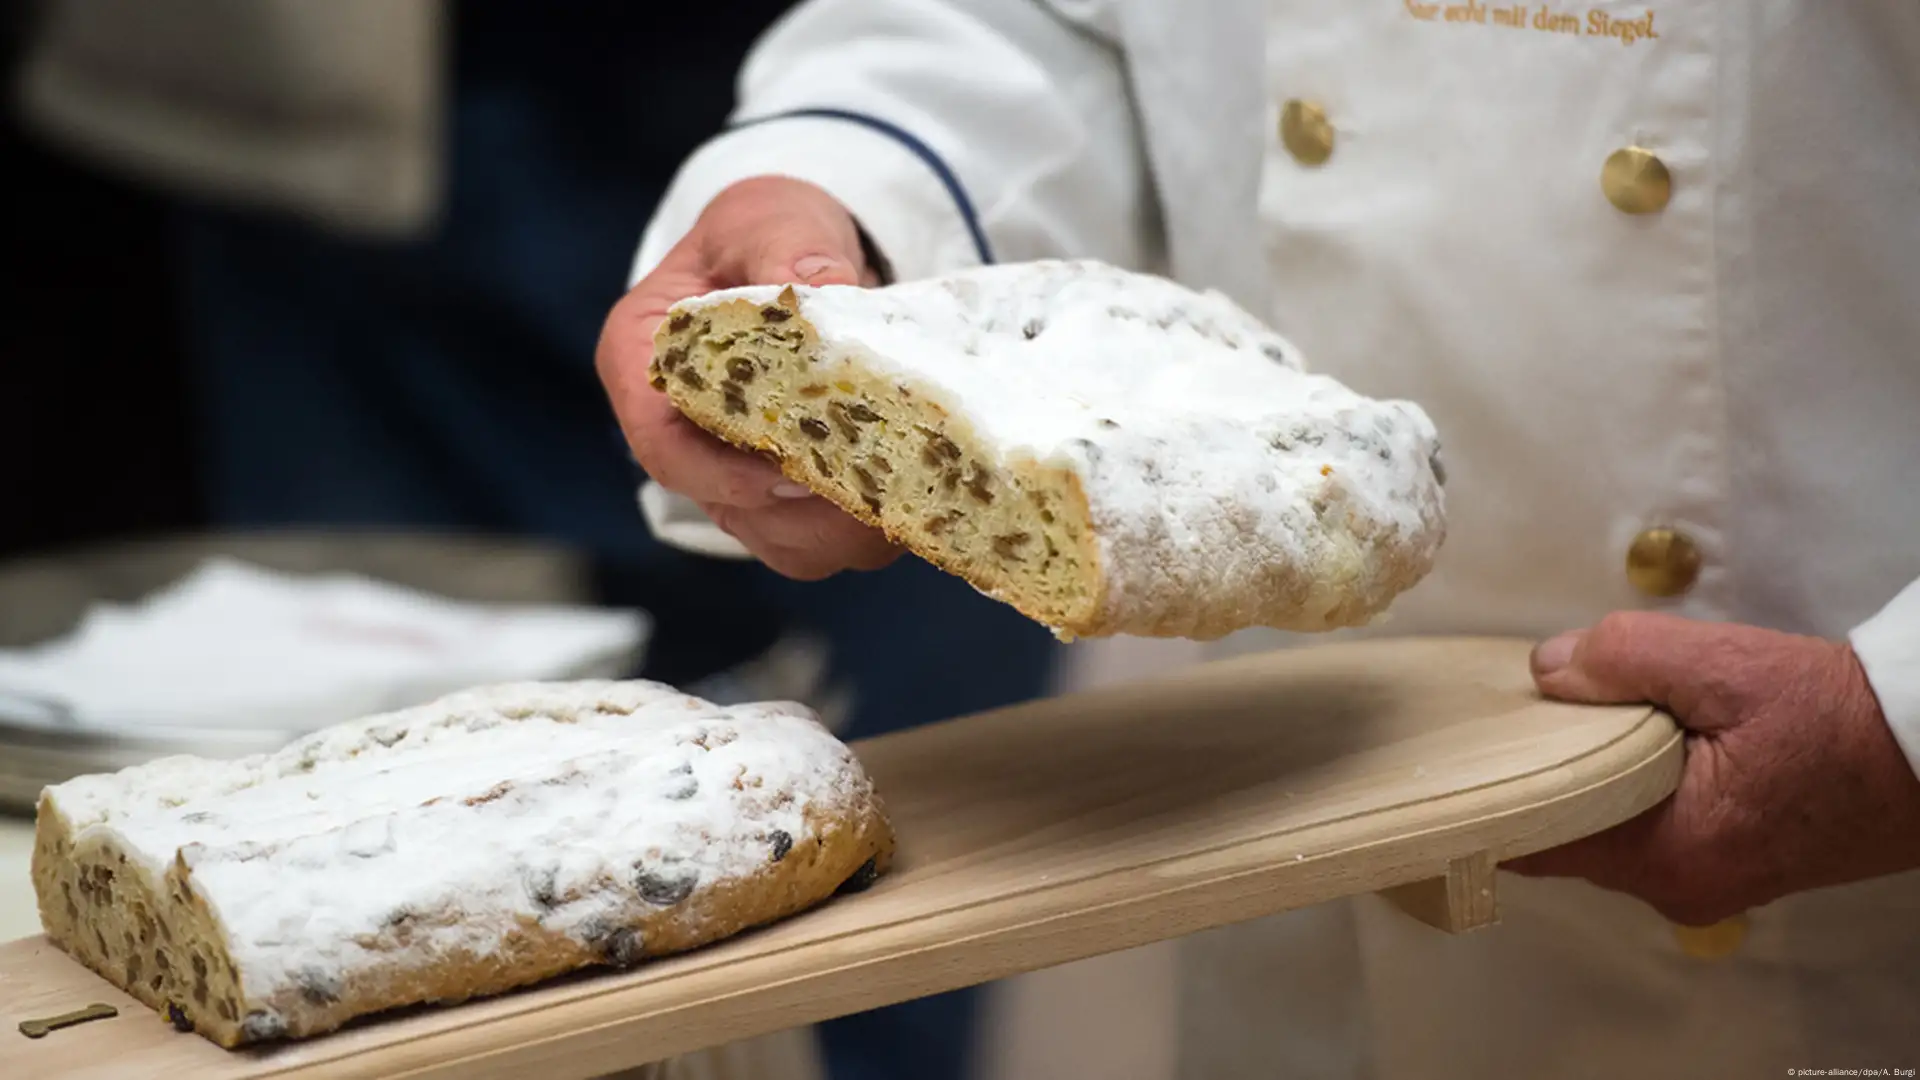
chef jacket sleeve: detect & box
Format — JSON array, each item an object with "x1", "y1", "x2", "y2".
[
  {"x1": 630, "y1": 0, "x2": 1152, "y2": 285},
  {"x1": 1849, "y1": 576, "x2": 1920, "y2": 783},
  {"x1": 625, "y1": 0, "x2": 1153, "y2": 559}
]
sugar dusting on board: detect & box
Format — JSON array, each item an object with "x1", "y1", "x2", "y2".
[
  {"x1": 678, "y1": 260, "x2": 1448, "y2": 639},
  {"x1": 45, "y1": 680, "x2": 877, "y2": 1021}
]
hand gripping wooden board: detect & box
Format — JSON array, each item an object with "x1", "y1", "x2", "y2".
[{"x1": 0, "y1": 637, "x2": 1681, "y2": 1080}]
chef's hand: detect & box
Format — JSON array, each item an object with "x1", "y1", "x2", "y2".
[
  {"x1": 595, "y1": 176, "x2": 902, "y2": 580},
  {"x1": 1507, "y1": 611, "x2": 1920, "y2": 925}
]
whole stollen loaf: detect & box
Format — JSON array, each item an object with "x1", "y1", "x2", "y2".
[
  {"x1": 31, "y1": 681, "x2": 894, "y2": 1048},
  {"x1": 650, "y1": 259, "x2": 1448, "y2": 641}
]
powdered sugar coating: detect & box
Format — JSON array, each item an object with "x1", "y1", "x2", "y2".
[
  {"x1": 44, "y1": 680, "x2": 880, "y2": 1026},
  {"x1": 680, "y1": 260, "x2": 1447, "y2": 637}
]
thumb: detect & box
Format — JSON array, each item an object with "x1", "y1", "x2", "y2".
[
  {"x1": 699, "y1": 177, "x2": 868, "y2": 289},
  {"x1": 1530, "y1": 612, "x2": 1741, "y2": 732}
]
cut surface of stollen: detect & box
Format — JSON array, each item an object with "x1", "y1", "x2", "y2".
[{"x1": 653, "y1": 259, "x2": 1447, "y2": 640}]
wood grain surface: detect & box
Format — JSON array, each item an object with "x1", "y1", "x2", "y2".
[{"x1": 0, "y1": 636, "x2": 1682, "y2": 1080}]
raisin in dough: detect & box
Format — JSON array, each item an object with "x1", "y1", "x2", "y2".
[
  {"x1": 650, "y1": 259, "x2": 1447, "y2": 640},
  {"x1": 31, "y1": 681, "x2": 893, "y2": 1048}
]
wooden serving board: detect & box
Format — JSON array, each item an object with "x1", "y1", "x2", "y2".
[{"x1": 0, "y1": 637, "x2": 1682, "y2": 1080}]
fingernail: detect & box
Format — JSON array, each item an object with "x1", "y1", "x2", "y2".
[
  {"x1": 793, "y1": 256, "x2": 838, "y2": 283},
  {"x1": 772, "y1": 482, "x2": 815, "y2": 499},
  {"x1": 1532, "y1": 631, "x2": 1580, "y2": 676}
]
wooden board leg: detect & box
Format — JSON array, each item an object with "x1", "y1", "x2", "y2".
[{"x1": 1378, "y1": 850, "x2": 1499, "y2": 934}]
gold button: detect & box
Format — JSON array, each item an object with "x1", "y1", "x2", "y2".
[
  {"x1": 1602, "y1": 146, "x2": 1672, "y2": 214},
  {"x1": 1281, "y1": 99, "x2": 1335, "y2": 166},
  {"x1": 1626, "y1": 526, "x2": 1701, "y2": 598},
  {"x1": 1673, "y1": 914, "x2": 1748, "y2": 960}
]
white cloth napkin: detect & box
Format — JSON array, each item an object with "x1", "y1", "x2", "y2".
[{"x1": 0, "y1": 558, "x2": 650, "y2": 733}]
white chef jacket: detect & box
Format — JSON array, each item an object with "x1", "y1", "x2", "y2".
[{"x1": 629, "y1": 0, "x2": 1920, "y2": 1071}]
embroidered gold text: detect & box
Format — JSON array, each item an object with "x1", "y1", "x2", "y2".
[{"x1": 1404, "y1": 3, "x2": 1660, "y2": 45}]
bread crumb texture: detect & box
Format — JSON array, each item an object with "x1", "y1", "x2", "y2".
[
  {"x1": 32, "y1": 681, "x2": 893, "y2": 1047},
  {"x1": 653, "y1": 259, "x2": 1448, "y2": 640}
]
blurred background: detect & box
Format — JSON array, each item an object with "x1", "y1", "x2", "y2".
[{"x1": 0, "y1": 2, "x2": 1193, "y2": 1078}]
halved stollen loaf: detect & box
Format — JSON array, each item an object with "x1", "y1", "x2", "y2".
[
  {"x1": 650, "y1": 259, "x2": 1447, "y2": 640},
  {"x1": 31, "y1": 681, "x2": 893, "y2": 1048}
]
